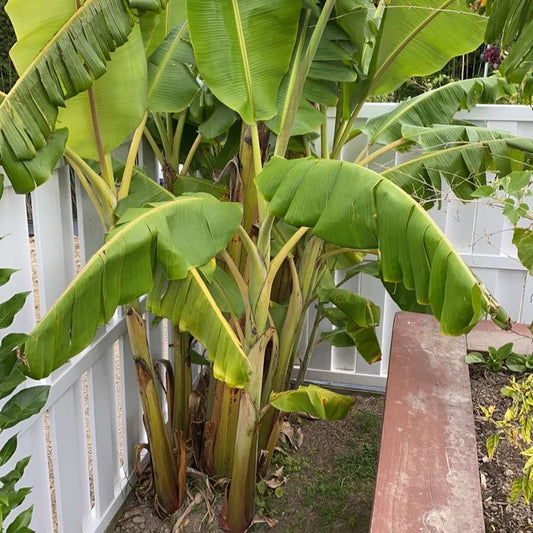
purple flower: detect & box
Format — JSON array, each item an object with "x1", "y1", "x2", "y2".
[{"x1": 482, "y1": 46, "x2": 502, "y2": 68}]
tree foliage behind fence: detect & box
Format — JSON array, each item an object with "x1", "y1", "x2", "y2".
[{"x1": 0, "y1": 1, "x2": 16, "y2": 94}]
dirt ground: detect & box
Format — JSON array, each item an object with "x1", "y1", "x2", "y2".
[
  {"x1": 109, "y1": 367, "x2": 533, "y2": 533},
  {"x1": 107, "y1": 392, "x2": 384, "y2": 533},
  {"x1": 470, "y1": 366, "x2": 533, "y2": 533}
]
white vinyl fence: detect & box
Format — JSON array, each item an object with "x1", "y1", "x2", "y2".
[{"x1": 0, "y1": 104, "x2": 532, "y2": 532}]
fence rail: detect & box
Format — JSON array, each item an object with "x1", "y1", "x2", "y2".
[{"x1": 0, "y1": 104, "x2": 532, "y2": 532}]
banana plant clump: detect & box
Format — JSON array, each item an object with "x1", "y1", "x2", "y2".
[{"x1": 0, "y1": 0, "x2": 532, "y2": 532}]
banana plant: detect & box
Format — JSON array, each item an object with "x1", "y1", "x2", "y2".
[{"x1": 1, "y1": 1, "x2": 533, "y2": 532}]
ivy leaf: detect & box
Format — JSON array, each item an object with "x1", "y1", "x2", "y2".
[
  {"x1": 0, "y1": 270, "x2": 18, "y2": 288},
  {"x1": 0, "y1": 334, "x2": 29, "y2": 361},
  {"x1": 513, "y1": 228, "x2": 533, "y2": 273},
  {"x1": 471, "y1": 185, "x2": 495, "y2": 198},
  {"x1": 503, "y1": 198, "x2": 519, "y2": 225},
  {"x1": 506, "y1": 171, "x2": 532, "y2": 195},
  {"x1": 0, "y1": 437, "x2": 17, "y2": 468},
  {"x1": 6, "y1": 506, "x2": 33, "y2": 533},
  {"x1": 486, "y1": 433, "x2": 500, "y2": 459},
  {"x1": 0, "y1": 387, "x2": 49, "y2": 430},
  {"x1": 0, "y1": 353, "x2": 26, "y2": 400},
  {"x1": 0, "y1": 457, "x2": 30, "y2": 485},
  {"x1": 0, "y1": 293, "x2": 30, "y2": 330}
]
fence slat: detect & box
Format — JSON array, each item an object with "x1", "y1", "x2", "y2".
[
  {"x1": 88, "y1": 346, "x2": 120, "y2": 518},
  {"x1": 16, "y1": 415, "x2": 54, "y2": 533},
  {"x1": 31, "y1": 166, "x2": 76, "y2": 314},
  {"x1": 49, "y1": 380, "x2": 91, "y2": 533},
  {"x1": 0, "y1": 187, "x2": 35, "y2": 334},
  {"x1": 74, "y1": 179, "x2": 105, "y2": 266},
  {"x1": 118, "y1": 337, "x2": 143, "y2": 472}
]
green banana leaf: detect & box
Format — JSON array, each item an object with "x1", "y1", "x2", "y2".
[
  {"x1": 206, "y1": 266, "x2": 245, "y2": 318},
  {"x1": 187, "y1": 0, "x2": 301, "y2": 124},
  {"x1": 513, "y1": 228, "x2": 533, "y2": 275},
  {"x1": 0, "y1": 84, "x2": 68, "y2": 196},
  {"x1": 256, "y1": 157, "x2": 510, "y2": 335},
  {"x1": 363, "y1": 77, "x2": 515, "y2": 146},
  {"x1": 115, "y1": 166, "x2": 174, "y2": 217},
  {"x1": 369, "y1": 0, "x2": 487, "y2": 96},
  {"x1": 318, "y1": 288, "x2": 382, "y2": 363},
  {"x1": 2, "y1": 0, "x2": 141, "y2": 177},
  {"x1": 147, "y1": 267, "x2": 249, "y2": 388},
  {"x1": 382, "y1": 124, "x2": 533, "y2": 201},
  {"x1": 147, "y1": 23, "x2": 200, "y2": 112},
  {"x1": 22, "y1": 194, "x2": 243, "y2": 380},
  {"x1": 270, "y1": 385, "x2": 355, "y2": 420}
]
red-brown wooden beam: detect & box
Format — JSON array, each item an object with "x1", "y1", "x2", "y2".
[{"x1": 370, "y1": 311, "x2": 484, "y2": 533}]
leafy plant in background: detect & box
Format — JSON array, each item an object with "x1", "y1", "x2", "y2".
[
  {"x1": 477, "y1": 0, "x2": 533, "y2": 103},
  {"x1": 467, "y1": 342, "x2": 533, "y2": 373},
  {"x1": 481, "y1": 374, "x2": 533, "y2": 504},
  {"x1": 465, "y1": 342, "x2": 515, "y2": 372},
  {"x1": 506, "y1": 352, "x2": 533, "y2": 373},
  {"x1": 0, "y1": 263, "x2": 50, "y2": 532},
  {"x1": 1, "y1": 0, "x2": 533, "y2": 531},
  {"x1": 0, "y1": 0, "x2": 15, "y2": 94}
]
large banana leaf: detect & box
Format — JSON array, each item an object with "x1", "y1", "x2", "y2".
[
  {"x1": 187, "y1": 0, "x2": 301, "y2": 124},
  {"x1": 382, "y1": 124, "x2": 533, "y2": 201},
  {"x1": 369, "y1": 0, "x2": 487, "y2": 96},
  {"x1": 0, "y1": 91, "x2": 68, "y2": 194},
  {"x1": 1, "y1": 0, "x2": 136, "y2": 190},
  {"x1": 23, "y1": 195, "x2": 243, "y2": 380},
  {"x1": 6, "y1": 0, "x2": 147, "y2": 160},
  {"x1": 256, "y1": 157, "x2": 510, "y2": 335},
  {"x1": 363, "y1": 77, "x2": 515, "y2": 146},
  {"x1": 147, "y1": 23, "x2": 200, "y2": 112},
  {"x1": 147, "y1": 268, "x2": 249, "y2": 387}
]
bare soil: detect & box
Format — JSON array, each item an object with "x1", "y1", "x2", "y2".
[
  {"x1": 106, "y1": 392, "x2": 384, "y2": 533},
  {"x1": 470, "y1": 366, "x2": 533, "y2": 533}
]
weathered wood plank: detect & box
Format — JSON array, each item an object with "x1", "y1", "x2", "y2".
[{"x1": 370, "y1": 311, "x2": 484, "y2": 533}]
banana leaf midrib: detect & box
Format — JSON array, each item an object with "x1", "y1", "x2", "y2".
[
  {"x1": 189, "y1": 268, "x2": 244, "y2": 355},
  {"x1": 230, "y1": 0, "x2": 256, "y2": 121}
]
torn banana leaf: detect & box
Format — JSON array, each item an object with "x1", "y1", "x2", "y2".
[{"x1": 256, "y1": 157, "x2": 510, "y2": 335}]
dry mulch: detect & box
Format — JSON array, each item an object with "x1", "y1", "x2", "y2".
[{"x1": 470, "y1": 366, "x2": 533, "y2": 533}]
